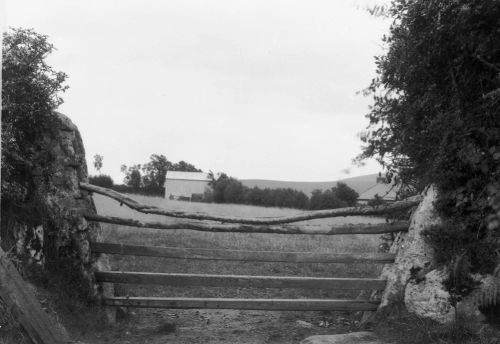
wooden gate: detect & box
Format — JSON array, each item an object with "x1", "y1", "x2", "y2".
[{"x1": 80, "y1": 183, "x2": 420, "y2": 312}]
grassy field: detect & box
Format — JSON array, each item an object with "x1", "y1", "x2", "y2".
[{"x1": 88, "y1": 194, "x2": 389, "y2": 343}]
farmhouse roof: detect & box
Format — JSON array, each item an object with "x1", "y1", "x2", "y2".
[
  {"x1": 358, "y1": 182, "x2": 398, "y2": 201},
  {"x1": 165, "y1": 171, "x2": 211, "y2": 182}
]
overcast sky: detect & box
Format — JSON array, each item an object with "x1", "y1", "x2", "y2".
[{"x1": 4, "y1": 0, "x2": 390, "y2": 183}]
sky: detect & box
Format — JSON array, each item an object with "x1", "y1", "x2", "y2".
[{"x1": 3, "y1": 0, "x2": 390, "y2": 183}]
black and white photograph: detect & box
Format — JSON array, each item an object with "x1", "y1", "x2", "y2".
[{"x1": 1, "y1": 1, "x2": 500, "y2": 343}]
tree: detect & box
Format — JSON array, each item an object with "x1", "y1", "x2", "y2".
[
  {"x1": 173, "y1": 160, "x2": 201, "y2": 173},
  {"x1": 2, "y1": 28, "x2": 68, "y2": 204},
  {"x1": 359, "y1": 0, "x2": 500, "y2": 296},
  {"x1": 309, "y1": 189, "x2": 346, "y2": 210},
  {"x1": 209, "y1": 174, "x2": 243, "y2": 203},
  {"x1": 93, "y1": 154, "x2": 103, "y2": 173},
  {"x1": 121, "y1": 164, "x2": 142, "y2": 188},
  {"x1": 141, "y1": 154, "x2": 172, "y2": 189},
  {"x1": 367, "y1": 194, "x2": 386, "y2": 207},
  {"x1": 308, "y1": 183, "x2": 358, "y2": 210},
  {"x1": 88, "y1": 175, "x2": 114, "y2": 188},
  {"x1": 332, "y1": 182, "x2": 359, "y2": 207},
  {"x1": 359, "y1": 1, "x2": 500, "y2": 194},
  {"x1": 127, "y1": 155, "x2": 203, "y2": 190},
  {"x1": 128, "y1": 169, "x2": 142, "y2": 189}
]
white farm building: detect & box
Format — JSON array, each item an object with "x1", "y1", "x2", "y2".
[{"x1": 164, "y1": 171, "x2": 211, "y2": 200}]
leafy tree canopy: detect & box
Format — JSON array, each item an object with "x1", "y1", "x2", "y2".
[
  {"x1": 121, "y1": 155, "x2": 201, "y2": 190},
  {"x1": 2, "y1": 28, "x2": 68, "y2": 204},
  {"x1": 359, "y1": 0, "x2": 500, "y2": 296},
  {"x1": 93, "y1": 154, "x2": 103, "y2": 173},
  {"x1": 359, "y1": 0, "x2": 500, "y2": 195},
  {"x1": 309, "y1": 182, "x2": 359, "y2": 210}
]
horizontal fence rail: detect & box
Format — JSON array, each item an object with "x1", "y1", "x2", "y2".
[
  {"x1": 95, "y1": 271, "x2": 387, "y2": 290},
  {"x1": 102, "y1": 297, "x2": 380, "y2": 311},
  {"x1": 91, "y1": 242, "x2": 396, "y2": 263},
  {"x1": 80, "y1": 182, "x2": 421, "y2": 225},
  {"x1": 86, "y1": 214, "x2": 409, "y2": 235}
]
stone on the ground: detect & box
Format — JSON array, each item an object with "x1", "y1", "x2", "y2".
[
  {"x1": 296, "y1": 320, "x2": 314, "y2": 328},
  {"x1": 300, "y1": 331, "x2": 385, "y2": 344}
]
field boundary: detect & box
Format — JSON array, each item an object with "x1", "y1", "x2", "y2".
[
  {"x1": 91, "y1": 242, "x2": 396, "y2": 263},
  {"x1": 81, "y1": 182, "x2": 421, "y2": 225},
  {"x1": 85, "y1": 213, "x2": 410, "y2": 235},
  {"x1": 83, "y1": 184, "x2": 419, "y2": 314}
]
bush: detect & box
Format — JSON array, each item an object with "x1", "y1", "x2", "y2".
[
  {"x1": 367, "y1": 194, "x2": 387, "y2": 207},
  {"x1": 88, "y1": 175, "x2": 114, "y2": 188},
  {"x1": 2, "y1": 28, "x2": 68, "y2": 220},
  {"x1": 204, "y1": 174, "x2": 312, "y2": 209},
  {"x1": 359, "y1": 0, "x2": 500, "y2": 298},
  {"x1": 309, "y1": 183, "x2": 359, "y2": 210},
  {"x1": 111, "y1": 184, "x2": 164, "y2": 197}
]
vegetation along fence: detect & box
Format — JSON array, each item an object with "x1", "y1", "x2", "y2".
[{"x1": 80, "y1": 183, "x2": 421, "y2": 312}]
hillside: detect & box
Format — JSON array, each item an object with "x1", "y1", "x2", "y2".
[{"x1": 241, "y1": 173, "x2": 379, "y2": 196}]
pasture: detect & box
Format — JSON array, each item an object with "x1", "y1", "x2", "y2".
[{"x1": 92, "y1": 194, "x2": 388, "y2": 344}]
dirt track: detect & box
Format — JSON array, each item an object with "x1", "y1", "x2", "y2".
[{"x1": 84, "y1": 308, "x2": 359, "y2": 344}]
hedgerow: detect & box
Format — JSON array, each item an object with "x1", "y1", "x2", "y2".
[{"x1": 359, "y1": 0, "x2": 500, "y2": 299}]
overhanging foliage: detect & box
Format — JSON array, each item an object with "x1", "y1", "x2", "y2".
[{"x1": 359, "y1": 0, "x2": 500, "y2": 297}]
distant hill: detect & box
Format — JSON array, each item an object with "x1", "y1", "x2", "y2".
[{"x1": 241, "y1": 174, "x2": 380, "y2": 196}]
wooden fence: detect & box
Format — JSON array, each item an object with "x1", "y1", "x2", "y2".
[{"x1": 81, "y1": 182, "x2": 420, "y2": 312}]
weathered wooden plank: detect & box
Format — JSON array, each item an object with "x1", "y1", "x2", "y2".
[
  {"x1": 85, "y1": 213, "x2": 409, "y2": 235},
  {"x1": 95, "y1": 271, "x2": 386, "y2": 290},
  {"x1": 91, "y1": 242, "x2": 396, "y2": 263},
  {"x1": 0, "y1": 248, "x2": 68, "y2": 344},
  {"x1": 102, "y1": 297, "x2": 380, "y2": 311},
  {"x1": 80, "y1": 182, "x2": 421, "y2": 224}
]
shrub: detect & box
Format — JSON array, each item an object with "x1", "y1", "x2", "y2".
[
  {"x1": 111, "y1": 184, "x2": 164, "y2": 197},
  {"x1": 309, "y1": 183, "x2": 359, "y2": 210},
  {"x1": 367, "y1": 194, "x2": 387, "y2": 207},
  {"x1": 204, "y1": 174, "x2": 312, "y2": 209},
  {"x1": 359, "y1": 0, "x2": 500, "y2": 299},
  {"x1": 88, "y1": 175, "x2": 114, "y2": 188}
]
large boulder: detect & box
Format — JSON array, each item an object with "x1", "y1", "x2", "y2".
[
  {"x1": 1, "y1": 111, "x2": 109, "y2": 301},
  {"x1": 375, "y1": 186, "x2": 491, "y2": 323},
  {"x1": 377, "y1": 186, "x2": 441, "y2": 313}
]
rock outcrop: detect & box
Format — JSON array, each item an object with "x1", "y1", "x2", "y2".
[
  {"x1": 375, "y1": 186, "x2": 490, "y2": 323},
  {"x1": 377, "y1": 186, "x2": 441, "y2": 316},
  {"x1": 1, "y1": 111, "x2": 108, "y2": 300},
  {"x1": 404, "y1": 268, "x2": 453, "y2": 323}
]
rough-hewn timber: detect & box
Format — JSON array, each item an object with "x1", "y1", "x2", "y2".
[
  {"x1": 91, "y1": 242, "x2": 396, "y2": 263},
  {"x1": 80, "y1": 182, "x2": 421, "y2": 225},
  {"x1": 94, "y1": 271, "x2": 386, "y2": 290},
  {"x1": 85, "y1": 213, "x2": 409, "y2": 235},
  {"x1": 0, "y1": 248, "x2": 68, "y2": 344},
  {"x1": 102, "y1": 297, "x2": 380, "y2": 311}
]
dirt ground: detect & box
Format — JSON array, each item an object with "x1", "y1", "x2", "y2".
[
  {"x1": 79, "y1": 308, "x2": 361, "y2": 344},
  {"x1": 1, "y1": 196, "x2": 381, "y2": 344},
  {"x1": 72, "y1": 195, "x2": 378, "y2": 344}
]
